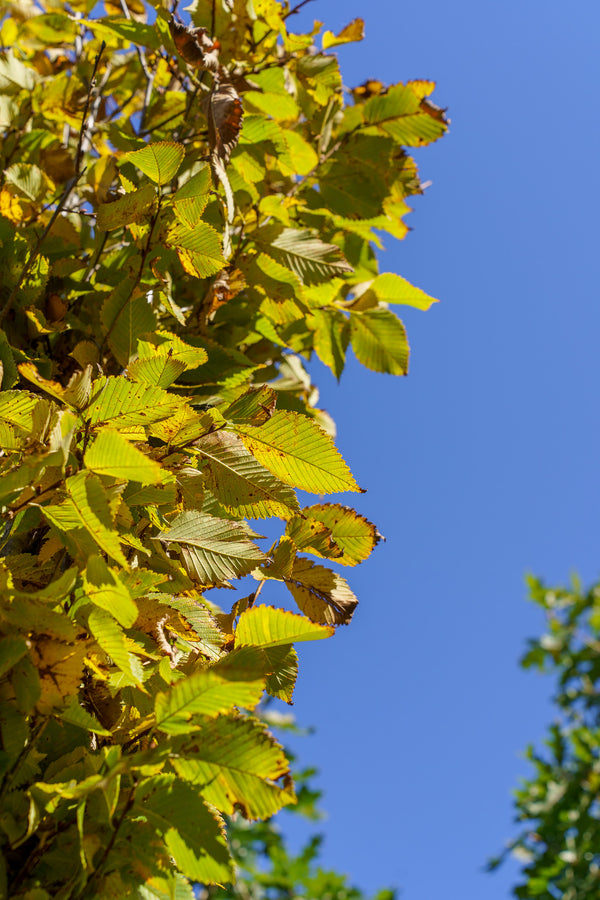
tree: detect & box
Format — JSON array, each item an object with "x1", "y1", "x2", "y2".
[
  {"x1": 0, "y1": 0, "x2": 447, "y2": 896},
  {"x1": 490, "y1": 576, "x2": 600, "y2": 898}
]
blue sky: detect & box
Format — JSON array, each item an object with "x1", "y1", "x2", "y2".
[{"x1": 258, "y1": 1, "x2": 600, "y2": 897}]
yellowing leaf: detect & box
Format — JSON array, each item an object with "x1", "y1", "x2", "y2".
[
  {"x1": 158, "y1": 512, "x2": 267, "y2": 587},
  {"x1": 285, "y1": 558, "x2": 358, "y2": 626},
  {"x1": 172, "y1": 716, "x2": 295, "y2": 820},
  {"x1": 84, "y1": 427, "x2": 167, "y2": 485},
  {"x1": 196, "y1": 430, "x2": 300, "y2": 519},
  {"x1": 86, "y1": 376, "x2": 181, "y2": 429},
  {"x1": 322, "y1": 17, "x2": 364, "y2": 49},
  {"x1": 155, "y1": 669, "x2": 264, "y2": 733},
  {"x1": 235, "y1": 605, "x2": 334, "y2": 648},
  {"x1": 236, "y1": 410, "x2": 362, "y2": 494},
  {"x1": 127, "y1": 141, "x2": 185, "y2": 185},
  {"x1": 96, "y1": 183, "x2": 157, "y2": 231},
  {"x1": 83, "y1": 555, "x2": 138, "y2": 628},
  {"x1": 289, "y1": 504, "x2": 380, "y2": 566},
  {"x1": 100, "y1": 279, "x2": 158, "y2": 366},
  {"x1": 350, "y1": 309, "x2": 410, "y2": 375},
  {"x1": 360, "y1": 272, "x2": 439, "y2": 311}
]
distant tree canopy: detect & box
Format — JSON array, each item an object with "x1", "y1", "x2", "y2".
[
  {"x1": 0, "y1": 0, "x2": 447, "y2": 896},
  {"x1": 491, "y1": 577, "x2": 600, "y2": 899}
]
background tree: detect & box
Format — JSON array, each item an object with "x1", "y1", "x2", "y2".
[
  {"x1": 491, "y1": 576, "x2": 600, "y2": 898},
  {"x1": 0, "y1": 0, "x2": 446, "y2": 896}
]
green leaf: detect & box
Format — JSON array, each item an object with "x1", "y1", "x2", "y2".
[
  {"x1": 96, "y1": 183, "x2": 157, "y2": 231},
  {"x1": 88, "y1": 608, "x2": 144, "y2": 683},
  {"x1": 127, "y1": 142, "x2": 185, "y2": 185},
  {"x1": 137, "y1": 778, "x2": 233, "y2": 884},
  {"x1": 288, "y1": 504, "x2": 380, "y2": 566},
  {"x1": 196, "y1": 430, "x2": 300, "y2": 519},
  {"x1": 155, "y1": 670, "x2": 264, "y2": 734},
  {"x1": 86, "y1": 376, "x2": 181, "y2": 429},
  {"x1": 257, "y1": 227, "x2": 353, "y2": 285},
  {"x1": 158, "y1": 512, "x2": 267, "y2": 587},
  {"x1": 83, "y1": 555, "x2": 138, "y2": 628},
  {"x1": 172, "y1": 715, "x2": 295, "y2": 819},
  {"x1": 285, "y1": 558, "x2": 359, "y2": 626},
  {"x1": 126, "y1": 354, "x2": 187, "y2": 388},
  {"x1": 59, "y1": 697, "x2": 111, "y2": 736},
  {"x1": 359, "y1": 272, "x2": 439, "y2": 311},
  {"x1": 222, "y1": 385, "x2": 277, "y2": 426},
  {"x1": 236, "y1": 410, "x2": 362, "y2": 494},
  {"x1": 100, "y1": 280, "x2": 158, "y2": 367},
  {"x1": 235, "y1": 605, "x2": 334, "y2": 648},
  {"x1": 84, "y1": 427, "x2": 167, "y2": 485},
  {"x1": 309, "y1": 308, "x2": 350, "y2": 379},
  {"x1": 350, "y1": 309, "x2": 410, "y2": 375}
]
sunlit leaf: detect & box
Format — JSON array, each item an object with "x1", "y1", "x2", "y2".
[
  {"x1": 236, "y1": 410, "x2": 362, "y2": 494},
  {"x1": 127, "y1": 142, "x2": 185, "y2": 185}
]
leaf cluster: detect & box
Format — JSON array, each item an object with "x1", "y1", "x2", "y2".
[
  {"x1": 491, "y1": 577, "x2": 600, "y2": 898},
  {"x1": 0, "y1": 0, "x2": 446, "y2": 896}
]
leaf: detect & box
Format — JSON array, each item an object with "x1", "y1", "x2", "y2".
[
  {"x1": 172, "y1": 715, "x2": 295, "y2": 820},
  {"x1": 363, "y1": 82, "x2": 448, "y2": 146},
  {"x1": 137, "y1": 778, "x2": 233, "y2": 884},
  {"x1": 84, "y1": 427, "x2": 167, "y2": 485},
  {"x1": 87, "y1": 608, "x2": 144, "y2": 683},
  {"x1": 100, "y1": 280, "x2": 158, "y2": 367},
  {"x1": 127, "y1": 142, "x2": 185, "y2": 186},
  {"x1": 223, "y1": 385, "x2": 277, "y2": 426},
  {"x1": 208, "y1": 82, "x2": 243, "y2": 166},
  {"x1": 126, "y1": 354, "x2": 187, "y2": 388},
  {"x1": 0, "y1": 51, "x2": 38, "y2": 93},
  {"x1": 236, "y1": 410, "x2": 362, "y2": 494},
  {"x1": 350, "y1": 309, "x2": 410, "y2": 375},
  {"x1": 158, "y1": 512, "x2": 267, "y2": 587},
  {"x1": 264, "y1": 644, "x2": 298, "y2": 703},
  {"x1": 288, "y1": 504, "x2": 380, "y2": 566},
  {"x1": 83, "y1": 555, "x2": 138, "y2": 628},
  {"x1": 167, "y1": 220, "x2": 226, "y2": 279},
  {"x1": 359, "y1": 272, "x2": 439, "y2": 311},
  {"x1": 257, "y1": 227, "x2": 353, "y2": 285},
  {"x1": 96, "y1": 184, "x2": 157, "y2": 231},
  {"x1": 86, "y1": 376, "x2": 181, "y2": 429},
  {"x1": 59, "y1": 697, "x2": 111, "y2": 736},
  {"x1": 285, "y1": 558, "x2": 359, "y2": 626},
  {"x1": 196, "y1": 430, "x2": 300, "y2": 519},
  {"x1": 155, "y1": 669, "x2": 264, "y2": 734},
  {"x1": 235, "y1": 605, "x2": 334, "y2": 648},
  {"x1": 42, "y1": 472, "x2": 128, "y2": 568},
  {"x1": 309, "y1": 308, "x2": 350, "y2": 379},
  {"x1": 322, "y1": 18, "x2": 364, "y2": 49}
]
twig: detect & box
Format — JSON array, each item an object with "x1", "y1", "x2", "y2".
[
  {"x1": 83, "y1": 231, "x2": 109, "y2": 283},
  {"x1": 118, "y1": 0, "x2": 154, "y2": 132},
  {"x1": 211, "y1": 0, "x2": 216, "y2": 36},
  {"x1": 283, "y1": 0, "x2": 316, "y2": 19},
  {"x1": 75, "y1": 41, "x2": 106, "y2": 173}
]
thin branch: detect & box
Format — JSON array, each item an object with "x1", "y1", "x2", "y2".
[
  {"x1": 211, "y1": 0, "x2": 216, "y2": 36},
  {"x1": 283, "y1": 0, "x2": 316, "y2": 20},
  {"x1": 118, "y1": 0, "x2": 155, "y2": 132},
  {"x1": 75, "y1": 41, "x2": 106, "y2": 173}
]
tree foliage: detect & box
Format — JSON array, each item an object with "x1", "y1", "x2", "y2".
[
  {"x1": 491, "y1": 577, "x2": 600, "y2": 898},
  {"x1": 0, "y1": 0, "x2": 447, "y2": 895}
]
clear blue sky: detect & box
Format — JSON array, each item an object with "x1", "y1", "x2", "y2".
[{"x1": 257, "y1": 1, "x2": 600, "y2": 897}]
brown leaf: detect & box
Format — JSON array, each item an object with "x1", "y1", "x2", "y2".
[
  {"x1": 207, "y1": 82, "x2": 243, "y2": 166},
  {"x1": 169, "y1": 18, "x2": 220, "y2": 71}
]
